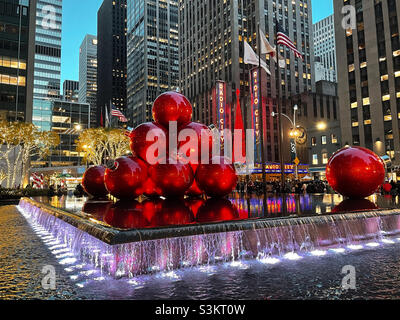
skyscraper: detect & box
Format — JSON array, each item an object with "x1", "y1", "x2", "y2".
[
  {"x1": 179, "y1": 0, "x2": 315, "y2": 163},
  {"x1": 313, "y1": 14, "x2": 337, "y2": 82},
  {"x1": 0, "y1": 0, "x2": 36, "y2": 122},
  {"x1": 334, "y1": 0, "x2": 400, "y2": 163},
  {"x1": 97, "y1": 0, "x2": 127, "y2": 127},
  {"x1": 126, "y1": 0, "x2": 179, "y2": 127},
  {"x1": 63, "y1": 80, "x2": 79, "y2": 102},
  {"x1": 79, "y1": 34, "x2": 97, "y2": 128},
  {"x1": 32, "y1": 0, "x2": 62, "y2": 100}
]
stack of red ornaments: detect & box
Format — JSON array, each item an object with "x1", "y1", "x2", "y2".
[{"x1": 82, "y1": 91, "x2": 238, "y2": 200}]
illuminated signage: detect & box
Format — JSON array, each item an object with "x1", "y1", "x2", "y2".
[
  {"x1": 250, "y1": 68, "x2": 261, "y2": 161},
  {"x1": 216, "y1": 81, "x2": 226, "y2": 143}
]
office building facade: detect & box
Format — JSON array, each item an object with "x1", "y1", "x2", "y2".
[
  {"x1": 334, "y1": 0, "x2": 400, "y2": 163},
  {"x1": 313, "y1": 14, "x2": 337, "y2": 82},
  {"x1": 0, "y1": 0, "x2": 36, "y2": 122},
  {"x1": 32, "y1": 0, "x2": 62, "y2": 100},
  {"x1": 295, "y1": 81, "x2": 341, "y2": 179},
  {"x1": 97, "y1": 0, "x2": 127, "y2": 126},
  {"x1": 63, "y1": 79, "x2": 79, "y2": 102},
  {"x1": 32, "y1": 98, "x2": 89, "y2": 167},
  {"x1": 179, "y1": 0, "x2": 315, "y2": 163},
  {"x1": 79, "y1": 34, "x2": 97, "y2": 127},
  {"x1": 127, "y1": 0, "x2": 179, "y2": 127}
]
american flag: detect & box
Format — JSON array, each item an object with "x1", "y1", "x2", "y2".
[
  {"x1": 276, "y1": 22, "x2": 303, "y2": 60},
  {"x1": 111, "y1": 105, "x2": 128, "y2": 123}
]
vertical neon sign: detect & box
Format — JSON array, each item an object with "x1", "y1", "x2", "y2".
[
  {"x1": 250, "y1": 68, "x2": 261, "y2": 162},
  {"x1": 216, "y1": 81, "x2": 226, "y2": 143}
]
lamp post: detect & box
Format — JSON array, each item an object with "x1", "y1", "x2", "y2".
[{"x1": 272, "y1": 105, "x2": 300, "y2": 180}]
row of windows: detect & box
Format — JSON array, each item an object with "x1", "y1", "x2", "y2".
[
  {"x1": 0, "y1": 56, "x2": 26, "y2": 70},
  {"x1": 0, "y1": 74, "x2": 26, "y2": 86}
]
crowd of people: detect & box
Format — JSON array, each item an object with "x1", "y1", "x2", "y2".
[{"x1": 236, "y1": 179, "x2": 332, "y2": 195}]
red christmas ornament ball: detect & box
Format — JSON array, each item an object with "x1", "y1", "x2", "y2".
[
  {"x1": 152, "y1": 91, "x2": 193, "y2": 128},
  {"x1": 82, "y1": 166, "x2": 108, "y2": 198},
  {"x1": 129, "y1": 122, "x2": 167, "y2": 164},
  {"x1": 149, "y1": 158, "x2": 194, "y2": 197},
  {"x1": 196, "y1": 156, "x2": 238, "y2": 198},
  {"x1": 104, "y1": 157, "x2": 147, "y2": 200},
  {"x1": 326, "y1": 146, "x2": 385, "y2": 199},
  {"x1": 178, "y1": 122, "x2": 213, "y2": 163}
]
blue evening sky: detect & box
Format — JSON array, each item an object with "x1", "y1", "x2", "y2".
[{"x1": 60, "y1": 0, "x2": 333, "y2": 89}]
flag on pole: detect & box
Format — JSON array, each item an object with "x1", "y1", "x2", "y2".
[
  {"x1": 111, "y1": 105, "x2": 128, "y2": 123},
  {"x1": 259, "y1": 27, "x2": 286, "y2": 68},
  {"x1": 244, "y1": 40, "x2": 271, "y2": 75},
  {"x1": 104, "y1": 104, "x2": 110, "y2": 128},
  {"x1": 276, "y1": 22, "x2": 303, "y2": 60}
]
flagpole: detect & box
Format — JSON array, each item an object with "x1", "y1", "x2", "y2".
[
  {"x1": 275, "y1": 17, "x2": 286, "y2": 190},
  {"x1": 257, "y1": 22, "x2": 266, "y2": 191}
]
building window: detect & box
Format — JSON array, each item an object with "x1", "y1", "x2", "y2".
[
  {"x1": 331, "y1": 134, "x2": 337, "y2": 144},
  {"x1": 312, "y1": 154, "x2": 318, "y2": 165},
  {"x1": 321, "y1": 135, "x2": 327, "y2": 145},
  {"x1": 311, "y1": 137, "x2": 317, "y2": 146},
  {"x1": 322, "y1": 153, "x2": 329, "y2": 165}
]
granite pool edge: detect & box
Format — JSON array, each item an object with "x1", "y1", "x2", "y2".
[{"x1": 18, "y1": 197, "x2": 400, "y2": 245}]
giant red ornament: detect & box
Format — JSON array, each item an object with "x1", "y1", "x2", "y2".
[
  {"x1": 178, "y1": 122, "x2": 213, "y2": 163},
  {"x1": 129, "y1": 122, "x2": 167, "y2": 164},
  {"x1": 152, "y1": 91, "x2": 193, "y2": 128},
  {"x1": 326, "y1": 146, "x2": 385, "y2": 199},
  {"x1": 196, "y1": 156, "x2": 238, "y2": 198},
  {"x1": 149, "y1": 158, "x2": 194, "y2": 197},
  {"x1": 104, "y1": 157, "x2": 147, "y2": 199},
  {"x1": 82, "y1": 166, "x2": 108, "y2": 198}
]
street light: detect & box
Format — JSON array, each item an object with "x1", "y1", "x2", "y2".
[
  {"x1": 316, "y1": 122, "x2": 327, "y2": 131},
  {"x1": 271, "y1": 105, "x2": 300, "y2": 180}
]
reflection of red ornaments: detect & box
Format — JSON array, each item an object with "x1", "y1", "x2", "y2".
[
  {"x1": 332, "y1": 199, "x2": 378, "y2": 213},
  {"x1": 196, "y1": 198, "x2": 239, "y2": 223},
  {"x1": 129, "y1": 122, "x2": 167, "y2": 163},
  {"x1": 82, "y1": 200, "x2": 112, "y2": 220},
  {"x1": 104, "y1": 157, "x2": 147, "y2": 199},
  {"x1": 196, "y1": 156, "x2": 238, "y2": 198},
  {"x1": 326, "y1": 146, "x2": 385, "y2": 199},
  {"x1": 150, "y1": 199, "x2": 194, "y2": 227},
  {"x1": 82, "y1": 166, "x2": 108, "y2": 198},
  {"x1": 104, "y1": 201, "x2": 149, "y2": 229},
  {"x1": 150, "y1": 158, "x2": 194, "y2": 197},
  {"x1": 152, "y1": 91, "x2": 193, "y2": 128}
]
